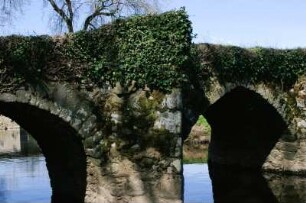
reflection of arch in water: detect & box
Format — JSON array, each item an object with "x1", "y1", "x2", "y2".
[
  {"x1": 0, "y1": 101, "x2": 87, "y2": 203},
  {"x1": 203, "y1": 86, "x2": 290, "y2": 203},
  {"x1": 209, "y1": 163, "x2": 279, "y2": 203},
  {"x1": 0, "y1": 128, "x2": 21, "y2": 154}
]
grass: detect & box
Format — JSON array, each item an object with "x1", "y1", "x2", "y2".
[
  {"x1": 183, "y1": 156, "x2": 208, "y2": 164},
  {"x1": 196, "y1": 115, "x2": 211, "y2": 132},
  {"x1": 183, "y1": 115, "x2": 211, "y2": 164}
]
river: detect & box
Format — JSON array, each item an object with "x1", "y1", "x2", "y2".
[
  {"x1": 0, "y1": 155, "x2": 51, "y2": 203},
  {"x1": 1, "y1": 127, "x2": 306, "y2": 202},
  {"x1": 1, "y1": 157, "x2": 214, "y2": 203},
  {"x1": 2, "y1": 156, "x2": 306, "y2": 202},
  {"x1": 184, "y1": 163, "x2": 213, "y2": 203}
]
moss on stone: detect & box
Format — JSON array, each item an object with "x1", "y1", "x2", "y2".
[{"x1": 142, "y1": 129, "x2": 175, "y2": 156}]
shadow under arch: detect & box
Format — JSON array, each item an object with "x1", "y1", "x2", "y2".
[
  {"x1": 204, "y1": 86, "x2": 287, "y2": 168},
  {"x1": 203, "y1": 86, "x2": 289, "y2": 203},
  {"x1": 0, "y1": 101, "x2": 87, "y2": 203}
]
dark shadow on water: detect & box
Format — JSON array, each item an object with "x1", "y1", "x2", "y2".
[
  {"x1": 264, "y1": 173, "x2": 306, "y2": 203},
  {"x1": 208, "y1": 161, "x2": 306, "y2": 203},
  {"x1": 208, "y1": 162, "x2": 279, "y2": 203}
]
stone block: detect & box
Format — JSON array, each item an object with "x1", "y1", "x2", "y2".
[
  {"x1": 111, "y1": 113, "x2": 122, "y2": 124},
  {"x1": 154, "y1": 111, "x2": 182, "y2": 134},
  {"x1": 15, "y1": 90, "x2": 31, "y2": 103},
  {"x1": 171, "y1": 159, "x2": 182, "y2": 173},
  {"x1": 161, "y1": 89, "x2": 182, "y2": 110},
  {"x1": 297, "y1": 98, "x2": 305, "y2": 108},
  {"x1": 284, "y1": 151, "x2": 296, "y2": 160},
  {"x1": 37, "y1": 100, "x2": 51, "y2": 111},
  {"x1": 126, "y1": 174, "x2": 146, "y2": 196},
  {"x1": 298, "y1": 120, "x2": 306, "y2": 129},
  {"x1": 0, "y1": 93, "x2": 17, "y2": 102},
  {"x1": 84, "y1": 137, "x2": 95, "y2": 148},
  {"x1": 112, "y1": 82, "x2": 124, "y2": 95},
  {"x1": 155, "y1": 174, "x2": 182, "y2": 199}
]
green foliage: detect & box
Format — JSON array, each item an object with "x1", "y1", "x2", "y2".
[
  {"x1": 0, "y1": 9, "x2": 192, "y2": 92},
  {"x1": 3, "y1": 10, "x2": 305, "y2": 92},
  {"x1": 196, "y1": 115, "x2": 211, "y2": 131},
  {"x1": 66, "y1": 9, "x2": 192, "y2": 91},
  {"x1": 197, "y1": 44, "x2": 306, "y2": 89},
  {"x1": 183, "y1": 156, "x2": 208, "y2": 164},
  {"x1": 0, "y1": 35, "x2": 55, "y2": 85}
]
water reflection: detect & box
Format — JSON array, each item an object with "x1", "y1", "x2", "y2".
[
  {"x1": 265, "y1": 173, "x2": 306, "y2": 203},
  {"x1": 0, "y1": 119, "x2": 50, "y2": 202},
  {"x1": 0, "y1": 129, "x2": 21, "y2": 154},
  {"x1": 209, "y1": 162, "x2": 278, "y2": 203},
  {"x1": 210, "y1": 162, "x2": 306, "y2": 203},
  {"x1": 184, "y1": 164, "x2": 213, "y2": 203},
  {"x1": 0, "y1": 128, "x2": 41, "y2": 156},
  {"x1": 184, "y1": 163, "x2": 306, "y2": 203},
  {"x1": 0, "y1": 156, "x2": 51, "y2": 203}
]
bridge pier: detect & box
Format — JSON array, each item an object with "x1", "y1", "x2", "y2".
[{"x1": 84, "y1": 87, "x2": 183, "y2": 203}]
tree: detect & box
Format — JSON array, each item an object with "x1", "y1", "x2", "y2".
[
  {"x1": 0, "y1": 0, "x2": 26, "y2": 26},
  {"x1": 44, "y1": 0, "x2": 160, "y2": 33}
]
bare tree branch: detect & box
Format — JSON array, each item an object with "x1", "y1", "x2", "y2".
[
  {"x1": 83, "y1": 4, "x2": 116, "y2": 31},
  {"x1": 47, "y1": 0, "x2": 74, "y2": 32},
  {"x1": 0, "y1": 0, "x2": 26, "y2": 26},
  {"x1": 45, "y1": 0, "x2": 160, "y2": 33}
]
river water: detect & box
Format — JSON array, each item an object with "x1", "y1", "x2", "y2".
[
  {"x1": 2, "y1": 157, "x2": 306, "y2": 203},
  {"x1": 184, "y1": 163, "x2": 213, "y2": 203},
  {"x1": 0, "y1": 155, "x2": 51, "y2": 203},
  {"x1": 1, "y1": 128, "x2": 306, "y2": 203},
  {"x1": 0, "y1": 157, "x2": 214, "y2": 203}
]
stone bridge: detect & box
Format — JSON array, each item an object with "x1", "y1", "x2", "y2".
[{"x1": 0, "y1": 10, "x2": 306, "y2": 203}]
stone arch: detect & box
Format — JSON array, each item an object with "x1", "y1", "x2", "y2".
[
  {"x1": 0, "y1": 100, "x2": 87, "y2": 203},
  {"x1": 204, "y1": 83, "x2": 291, "y2": 125},
  {"x1": 0, "y1": 84, "x2": 101, "y2": 203},
  {"x1": 203, "y1": 85, "x2": 289, "y2": 168}
]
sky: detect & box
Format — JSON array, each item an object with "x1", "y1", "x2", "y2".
[{"x1": 1, "y1": 0, "x2": 305, "y2": 49}]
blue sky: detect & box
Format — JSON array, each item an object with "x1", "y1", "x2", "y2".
[{"x1": 1, "y1": 0, "x2": 305, "y2": 48}]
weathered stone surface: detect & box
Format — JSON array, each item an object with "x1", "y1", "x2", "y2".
[
  {"x1": 0, "y1": 116, "x2": 19, "y2": 130},
  {"x1": 0, "y1": 93, "x2": 17, "y2": 102},
  {"x1": 171, "y1": 159, "x2": 182, "y2": 173},
  {"x1": 161, "y1": 89, "x2": 182, "y2": 110},
  {"x1": 2, "y1": 69, "x2": 306, "y2": 203},
  {"x1": 154, "y1": 111, "x2": 182, "y2": 134},
  {"x1": 298, "y1": 120, "x2": 306, "y2": 128},
  {"x1": 190, "y1": 74, "x2": 306, "y2": 175}
]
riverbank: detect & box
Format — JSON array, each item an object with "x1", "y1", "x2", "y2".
[{"x1": 183, "y1": 116, "x2": 210, "y2": 164}]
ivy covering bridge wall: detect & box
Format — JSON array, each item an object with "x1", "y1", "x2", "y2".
[
  {"x1": 1, "y1": 9, "x2": 306, "y2": 93},
  {"x1": 0, "y1": 9, "x2": 192, "y2": 92},
  {"x1": 195, "y1": 44, "x2": 306, "y2": 89}
]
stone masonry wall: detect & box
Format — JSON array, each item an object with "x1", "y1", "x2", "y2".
[
  {"x1": 0, "y1": 82, "x2": 184, "y2": 203},
  {"x1": 263, "y1": 76, "x2": 306, "y2": 174},
  {"x1": 195, "y1": 75, "x2": 306, "y2": 174},
  {"x1": 84, "y1": 84, "x2": 183, "y2": 203},
  {"x1": 0, "y1": 115, "x2": 19, "y2": 130}
]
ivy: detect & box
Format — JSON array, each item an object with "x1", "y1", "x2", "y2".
[
  {"x1": 2, "y1": 10, "x2": 304, "y2": 92},
  {"x1": 65, "y1": 9, "x2": 192, "y2": 91},
  {"x1": 0, "y1": 9, "x2": 192, "y2": 92},
  {"x1": 0, "y1": 35, "x2": 55, "y2": 86},
  {"x1": 197, "y1": 44, "x2": 306, "y2": 89}
]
